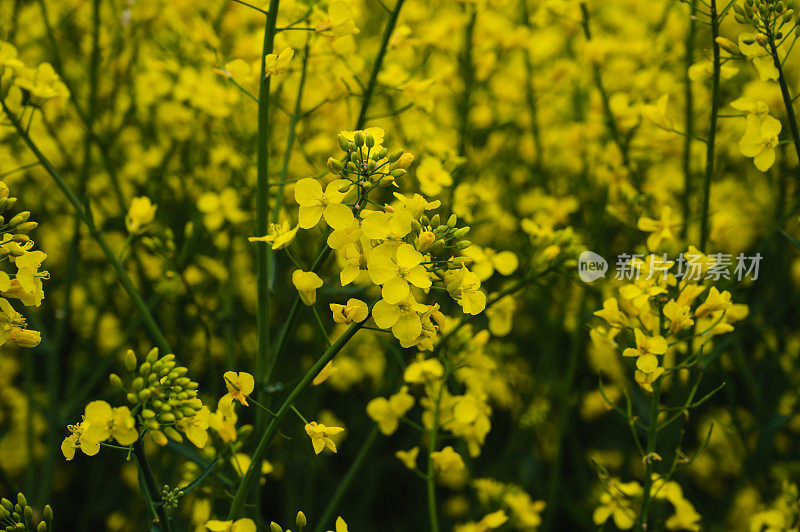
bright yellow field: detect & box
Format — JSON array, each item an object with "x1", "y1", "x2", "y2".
[{"x1": 0, "y1": 0, "x2": 798, "y2": 530}]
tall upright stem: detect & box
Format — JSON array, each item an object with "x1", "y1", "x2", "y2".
[
  {"x1": 254, "y1": 0, "x2": 280, "y2": 425},
  {"x1": 133, "y1": 438, "x2": 171, "y2": 532},
  {"x1": 681, "y1": 0, "x2": 697, "y2": 239},
  {"x1": 700, "y1": 0, "x2": 720, "y2": 252},
  {"x1": 768, "y1": 28, "x2": 800, "y2": 180}
]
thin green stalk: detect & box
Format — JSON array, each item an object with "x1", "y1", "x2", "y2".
[
  {"x1": 426, "y1": 379, "x2": 445, "y2": 532},
  {"x1": 699, "y1": 0, "x2": 720, "y2": 252},
  {"x1": 227, "y1": 315, "x2": 369, "y2": 519},
  {"x1": 312, "y1": 426, "x2": 380, "y2": 532},
  {"x1": 768, "y1": 27, "x2": 800, "y2": 180},
  {"x1": 41, "y1": 0, "x2": 102, "y2": 505},
  {"x1": 637, "y1": 382, "x2": 661, "y2": 531},
  {"x1": 133, "y1": 438, "x2": 171, "y2": 532},
  {"x1": 681, "y1": 0, "x2": 697, "y2": 239},
  {"x1": 253, "y1": 0, "x2": 280, "y2": 455},
  {"x1": 458, "y1": 8, "x2": 476, "y2": 156},
  {"x1": 579, "y1": 2, "x2": 637, "y2": 186},
  {"x1": 355, "y1": 0, "x2": 405, "y2": 130},
  {"x1": 521, "y1": 0, "x2": 544, "y2": 171},
  {"x1": 0, "y1": 97, "x2": 172, "y2": 355}
]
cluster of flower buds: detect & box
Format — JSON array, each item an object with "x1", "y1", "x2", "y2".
[
  {"x1": 0, "y1": 493, "x2": 53, "y2": 532},
  {"x1": 0, "y1": 183, "x2": 37, "y2": 259},
  {"x1": 327, "y1": 131, "x2": 412, "y2": 190},
  {"x1": 734, "y1": 0, "x2": 797, "y2": 34},
  {"x1": 110, "y1": 348, "x2": 203, "y2": 444},
  {"x1": 160, "y1": 485, "x2": 184, "y2": 510},
  {"x1": 411, "y1": 212, "x2": 471, "y2": 273}
]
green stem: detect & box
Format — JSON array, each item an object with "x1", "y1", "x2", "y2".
[
  {"x1": 699, "y1": 0, "x2": 720, "y2": 252},
  {"x1": 768, "y1": 28, "x2": 800, "y2": 180},
  {"x1": 227, "y1": 315, "x2": 369, "y2": 519},
  {"x1": 312, "y1": 426, "x2": 380, "y2": 532},
  {"x1": 0, "y1": 96, "x2": 173, "y2": 355},
  {"x1": 458, "y1": 8, "x2": 476, "y2": 156},
  {"x1": 355, "y1": 0, "x2": 405, "y2": 130},
  {"x1": 681, "y1": 0, "x2": 697, "y2": 239},
  {"x1": 637, "y1": 382, "x2": 661, "y2": 531},
  {"x1": 426, "y1": 379, "x2": 445, "y2": 532},
  {"x1": 133, "y1": 438, "x2": 171, "y2": 532},
  {"x1": 254, "y1": 0, "x2": 280, "y2": 435}
]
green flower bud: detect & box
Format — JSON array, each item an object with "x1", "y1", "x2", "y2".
[
  {"x1": 431, "y1": 214, "x2": 440, "y2": 227},
  {"x1": 8, "y1": 211, "x2": 30, "y2": 227},
  {"x1": 365, "y1": 134, "x2": 374, "y2": 148},
  {"x1": 138, "y1": 388, "x2": 152, "y2": 401},
  {"x1": 37, "y1": 522, "x2": 47, "y2": 532},
  {"x1": 126, "y1": 392, "x2": 139, "y2": 404},
  {"x1": 145, "y1": 348, "x2": 159, "y2": 365},
  {"x1": 296, "y1": 511, "x2": 307, "y2": 528},
  {"x1": 142, "y1": 409, "x2": 157, "y2": 419},
  {"x1": 390, "y1": 168, "x2": 406, "y2": 178},
  {"x1": 139, "y1": 362, "x2": 151, "y2": 376},
  {"x1": 43, "y1": 506, "x2": 53, "y2": 522},
  {"x1": 109, "y1": 373, "x2": 123, "y2": 389},
  {"x1": 327, "y1": 157, "x2": 344, "y2": 173},
  {"x1": 124, "y1": 349, "x2": 137, "y2": 371},
  {"x1": 23, "y1": 507, "x2": 32, "y2": 522},
  {"x1": 388, "y1": 148, "x2": 404, "y2": 163},
  {"x1": 270, "y1": 523, "x2": 283, "y2": 532},
  {"x1": 15, "y1": 495, "x2": 25, "y2": 508},
  {"x1": 354, "y1": 131, "x2": 364, "y2": 147},
  {"x1": 337, "y1": 133, "x2": 350, "y2": 152},
  {"x1": 0, "y1": 499, "x2": 11, "y2": 512},
  {"x1": 455, "y1": 240, "x2": 471, "y2": 250},
  {"x1": 15, "y1": 222, "x2": 37, "y2": 234},
  {"x1": 0, "y1": 508, "x2": 7, "y2": 520},
  {"x1": 447, "y1": 214, "x2": 457, "y2": 228},
  {"x1": 132, "y1": 377, "x2": 144, "y2": 391},
  {"x1": 452, "y1": 226, "x2": 470, "y2": 239},
  {"x1": 144, "y1": 419, "x2": 160, "y2": 431},
  {"x1": 163, "y1": 427, "x2": 182, "y2": 442}
]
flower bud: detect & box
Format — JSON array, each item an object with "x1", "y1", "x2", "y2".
[
  {"x1": 337, "y1": 134, "x2": 350, "y2": 152},
  {"x1": 390, "y1": 168, "x2": 406, "y2": 178},
  {"x1": 296, "y1": 511, "x2": 307, "y2": 528},
  {"x1": 1, "y1": 499, "x2": 11, "y2": 512},
  {"x1": 354, "y1": 131, "x2": 364, "y2": 147},
  {"x1": 8, "y1": 211, "x2": 30, "y2": 227},
  {"x1": 388, "y1": 148, "x2": 405, "y2": 163},
  {"x1": 164, "y1": 426, "x2": 183, "y2": 442},
  {"x1": 109, "y1": 373, "x2": 123, "y2": 389},
  {"x1": 270, "y1": 523, "x2": 283, "y2": 532},
  {"x1": 447, "y1": 214, "x2": 457, "y2": 228},
  {"x1": 455, "y1": 240, "x2": 471, "y2": 250},
  {"x1": 396, "y1": 152, "x2": 414, "y2": 169},
  {"x1": 15, "y1": 222, "x2": 37, "y2": 234},
  {"x1": 417, "y1": 231, "x2": 436, "y2": 252},
  {"x1": 43, "y1": 506, "x2": 53, "y2": 522},
  {"x1": 452, "y1": 226, "x2": 470, "y2": 239},
  {"x1": 23, "y1": 507, "x2": 32, "y2": 522},
  {"x1": 715, "y1": 37, "x2": 740, "y2": 55},
  {"x1": 327, "y1": 157, "x2": 344, "y2": 173},
  {"x1": 37, "y1": 522, "x2": 47, "y2": 532},
  {"x1": 365, "y1": 134, "x2": 374, "y2": 148},
  {"x1": 430, "y1": 214, "x2": 440, "y2": 227}
]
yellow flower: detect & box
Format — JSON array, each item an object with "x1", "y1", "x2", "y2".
[
  {"x1": 125, "y1": 196, "x2": 157, "y2": 235},
  {"x1": 642, "y1": 94, "x2": 673, "y2": 131},
  {"x1": 622, "y1": 328, "x2": 668, "y2": 374},
  {"x1": 82, "y1": 400, "x2": 139, "y2": 447},
  {"x1": 446, "y1": 267, "x2": 486, "y2": 315},
  {"x1": 294, "y1": 178, "x2": 354, "y2": 230},
  {"x1": 304, "y1": 421, "x2": 345, "y2": 454},
  {"x1": 248, "y1": 221, "x2": 299, "y2": 250},
  {"x1": 13, "y1": 250, "x2": 48, "y2": 307},
  {"x1": 176, "y1": 406, "x2": 210, "y2": 448},
  {"x1": 593, "y1": 298, "x2": 628, "y2": 329},
  {"x1": 593, "y1": 479, "x2": 642, "y2": 530},
  {"x1": 695, "y1": 286, "x2": 732, "y2": 318},
  {"x1": 395, "y1": 446, "x2": 419, "y2": 469},
  {"x1": 368, "y1": 243, "x2": 431, "y2": 304},
  {"x1": 738, "y1": 33, "x2": 778, "y2": 81},
  {"x1": 739, "y1": 114, "x2": 781, "y2": 172},
  {"x1": 292, "y1": 269, "x2": 324, "y2": 306},
  {"x1": 330, "y1": 298, "x2": 369, "y2": 324},
  {"x1": 61, "y1": 421, "x2": 100, "y2": 461},
  {"x1": 372, "y1": 295, "x2": 425, "y2": 346},
  {"x1": 416, "y1": 157, "x2": 453, "y2": 197},
  {"x1": 205, "y1": 518, "x2": 257, "y2": 532},
  {"x1": 264, "y1": 47, "x2": 294, "y2": 77},
  {"x1": 223, "y1": 371, "x2": 255, "y2": 406},
  {"x1": 316, "y1": 0, "x2": 360, "y2": 38},
  {"x1": 366, "y1": 386, "x2": 415, "y2": 435},
  {"x1": 663, "y1": 300, "x2": 693, "y2": 334},
  {"x1": 637, "y1": 206, "x2": 677, "y2": 251},
  {"x1": 404, "y1": 356, "x2": 444, "y2": 383},
  {"x1": 13, "y1": 62, "x2": 69, "y2": 105},
  {"x1": 209, "y1": 395, "x2": 238, "y2": 443}
]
